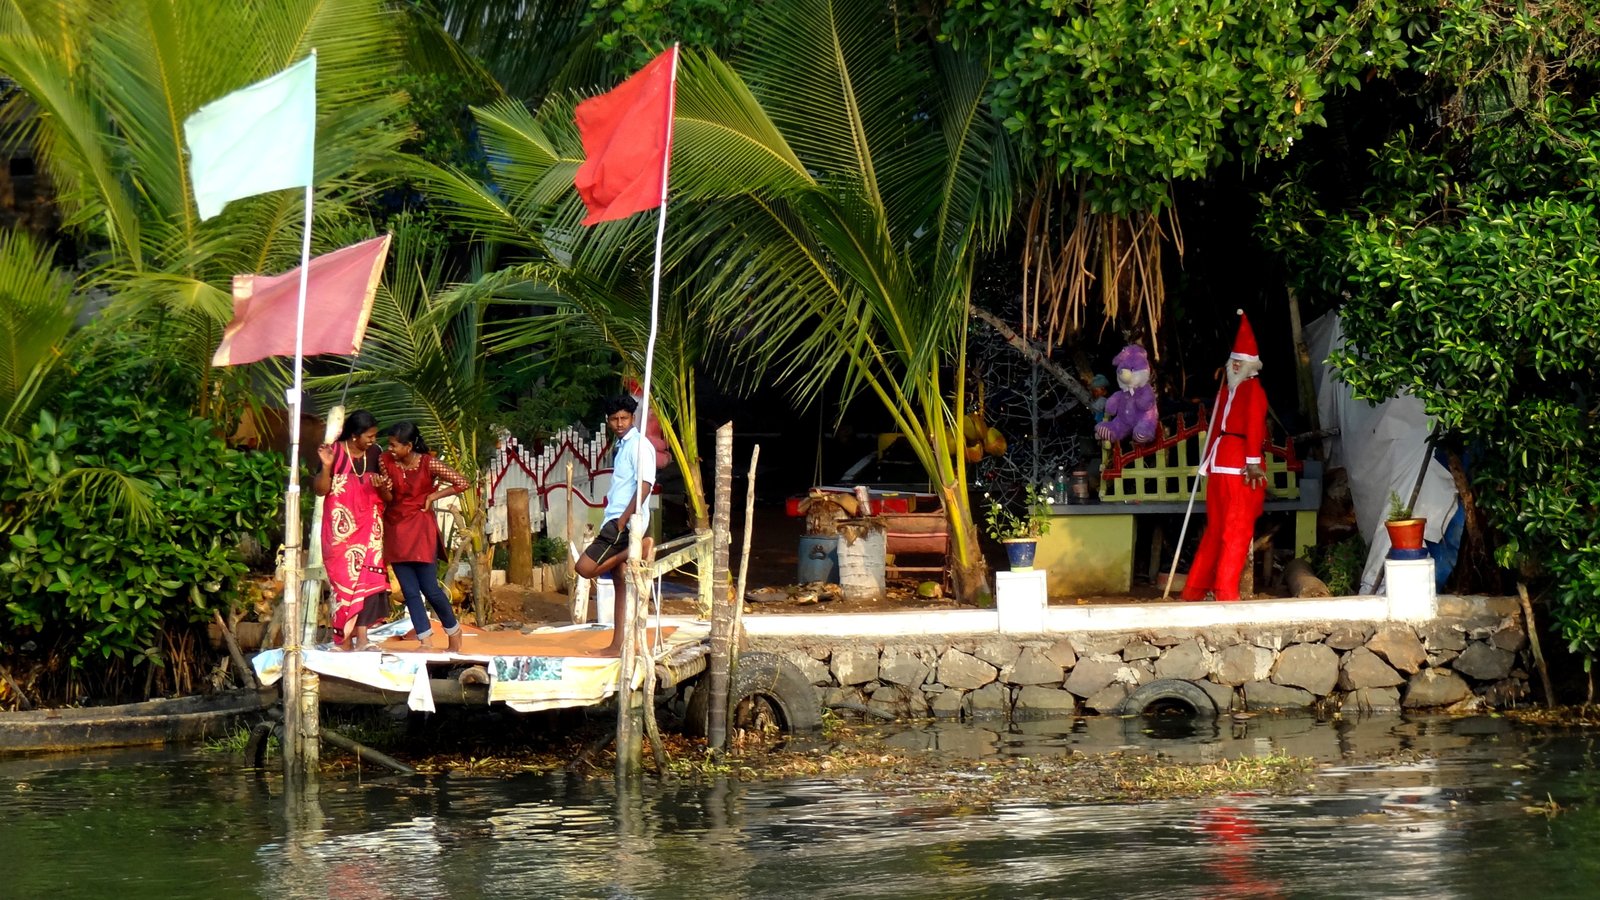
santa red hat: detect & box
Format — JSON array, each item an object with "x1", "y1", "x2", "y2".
[{"x1": 1228, "y1": 309, "x2": 1259, "y2": 362}]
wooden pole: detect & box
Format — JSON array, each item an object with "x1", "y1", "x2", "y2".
[
  {"x1": 1286, "y1": 287, "x2": 1321, "y2": 437},
  {"x1": 283, "y1": 407, "x2": 341, "y2": 790},
  {"x1": 507, "y1": 487, "x2": 534, "y2": 586},
  {"x1": 615, "y1": 512, "x2": 645, "y2": 780},
  {"x1": 214, "y1": 610, "x2": 257, "y2": 688},
  {"x1": 732, "y1": 445, "x2": 761, "y2": 653},
  {"x1": 707, "y1": 422, "x2": 734, "y2": 751}
]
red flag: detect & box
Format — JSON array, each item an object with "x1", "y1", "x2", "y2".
[
  {"x1": 574, "y1": 47, "x2": 678, "y2": 226},
  {"x1": 212, "y1": 234, "x2": 391, "y2": 366}
]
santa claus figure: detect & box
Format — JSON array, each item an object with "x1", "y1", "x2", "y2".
[{"x1": 1181, "y1": 311, "x2": 1268, "y2": 602}]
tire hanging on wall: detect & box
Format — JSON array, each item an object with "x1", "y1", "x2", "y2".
[{"x1": 683, "y1": 651, "x2": 822, "y2": 737}]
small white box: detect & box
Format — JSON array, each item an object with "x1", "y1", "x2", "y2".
[
  {"x1": 995, "y1": 569, "x2": 1048, "y2": 633},
  {"x1": 594, "y1": 578, "x2": 616, "y2": 625},
  {"x1": 1385, "y1": 557, "x2": 1436, "y2": 621}
]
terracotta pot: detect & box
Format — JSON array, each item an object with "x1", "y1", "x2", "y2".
[{"x1": 1385, "y1": 517, "x2": 1426, "y2": 551}]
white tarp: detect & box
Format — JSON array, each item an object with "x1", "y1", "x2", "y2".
[{"x1": 1304, "y1": 312, "x2": 1459, "y2": 592}]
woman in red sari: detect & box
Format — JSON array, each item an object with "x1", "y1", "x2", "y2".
[
  {"x1": 380, "y1": 421, "x2": 470, "y2": 653},
  {"x1": 313, "y1": 410, "x2": 393, "y2": 650}
]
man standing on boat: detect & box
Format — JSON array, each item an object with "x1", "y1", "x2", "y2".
[
  {"x1": 575, "y1": 394, "x2": 656, "y2": 655},
  {"x1": 1181, "y1": 311, "x2": 1268, "y2": 602}
]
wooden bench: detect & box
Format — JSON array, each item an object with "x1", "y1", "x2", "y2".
[{"x1": 1037, "y1": 408, "x2": 1321, "y2": 596}]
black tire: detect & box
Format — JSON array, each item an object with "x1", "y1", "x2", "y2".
[
  {"x1": 683, "y1": 651, "x2": 822, "y2": 737},
  {"x1": 1115, "y1": 678, "x2": 1219, "y2": 719}
]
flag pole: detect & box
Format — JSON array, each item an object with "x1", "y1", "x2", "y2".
[
  {"x1": 617, "y1": 42, "x2": 680, "y2": 781},
  {"x1": 281, "y1": 53, "x2": 320, "y2": 787}
]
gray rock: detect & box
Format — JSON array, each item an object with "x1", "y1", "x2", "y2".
[
  {"x1": 974, "y1": 639, "x2": 1021, "y2": 669},
  {"x1": 1367, "y1": 625, "x2": 1427, "y2": 674},
  {"x1": 965, "y1": 682, "x2": 1009, "y2": 718},
  {"x1": 807, "y1": 645, "x2": 832, "y2": 661},
  {"x1": 1064, "y1": 655, "x2": 1124, "y2": 698},
  {"x1": 1326, "y1": 626, "x2": 1370, "y2": 651},
  {"x1": 879, "y1": 646, "x2": 931, "y2": 687},
  {"x1": 1341, "y1": 686, "x2": 1402, "y2": 713},
  {"x1": 1083, "y1": 683, "x2": 1132, "y2": 714},
  {"x1": 1243, "y1": 680, "x2": 1316, "y2": 709},
  {"x1": 822, "y1": 686, "x2": 862, "y2": 709},
  {"x1": 1014, "y1": 685, "x2": 1078, "y2": 717},
  {"x1": 921, "y1": 682, "x2": 946, "y2": 694},
  {"x1": 1155, "y1": 639, "x2": 1211, "y2": 681},
  {"x1": 1272, "y1": 643, "x2": 1339, "y2": 696},
  {"x1": 1482, "y1": 677, "x2": 1530, "y2": 707},
  {"x1": 1201, "y1": 629, "x2": 1247, "y2": 649},
  {"x1": 1452, "y1": 642, "x2": 1515, "y2": 681},
  {"x1": 1044, "y1": 638, "x2": 1078, "y2": 669},
  {"x1": 830, "y1": 646, "x2": 880, "y2": 686},
  {"x1": 1007, "y1": 647, "x2": 1064, "y2": 685},
  {"x1": 937, "y1": 648, "x2": 998, "y2": 690},
  {"x1": 783, "y1": 650, "x2": 834, "y2": 686},
  {"x1": 1417, "y1": 621, "x2": 1467, "y2": 652},
  {"x1": 1490, "y1": 624, "x2": 1528, "y2": 652},
  {"x1": 1338, "y1": 646, "x2": 1404, "y2": 690},
  {"x1": 1076, "y1": 633, "x2": 1128, "y2": 657},
  {"x1": 1403, "y1": 669, "x2": 1472, "y2": 708},
  {"x1": 1289, "y1": 627, "x2": 1329, "y2": 645},
  {"x1": 1214, "y1": 644, "x2": 1275, "y2": 686},
  {"x1": 1146, "y1": 631, "x2": 1186, "y2": 648},
  {"x1": 930, "y1": 689, "x2": 964, "y2": 718},
  {"x1": 867, "y1": 684, "x2": 911, "y2": 718},
  {"x1": 1122, "y1": 640, "x2": 1161, "y2": 661},
  {"x1": 1427, "y1": 648, "x2": 1460, "y2": 668},
  {"x1": 1198, "y1": 679, "x2": 1236, "y2": 713},
  {"x1": 1250, "y1": 630, "x2": 1290, "y2": 652}
]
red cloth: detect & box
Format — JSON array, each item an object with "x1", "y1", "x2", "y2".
[
  {"x1": 1202, "y1": 377, "x2": 1267, "y2": 472},
  {"x1": 212, "y1": 234, "x2": 391, "y2": 366},
  {"x1": 1184, "y1": 375, "x2": 1268, "y2": 601},
  {"x1": 574, "y1": 47, "x2": 677, "y2": 225},
  {"x1": 321, "y1": 443, "x2": 389, "y2": 638},
  {"x1": 381, "y1": 452, "x2": 443, "y2": 564}
]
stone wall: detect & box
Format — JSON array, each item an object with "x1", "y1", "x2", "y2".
[{"x1": 751, "y1": 596, "x2": 1533, "y2": 720}]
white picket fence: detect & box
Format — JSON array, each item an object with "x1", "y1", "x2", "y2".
[{"x1": 480, "y1": 425, "x2": 657, "y2": 544}]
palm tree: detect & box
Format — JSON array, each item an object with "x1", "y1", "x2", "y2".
[
  {"x1": 0, "y1": 0, "x2": 412, "y2": 410},
  {"x1": 662, "y1": 1, "x2": 1019, "y2": 599}
]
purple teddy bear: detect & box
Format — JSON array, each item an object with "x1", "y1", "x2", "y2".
[{"x1": 1094, "y1": 344, "x2": 1158, "y2": 444}]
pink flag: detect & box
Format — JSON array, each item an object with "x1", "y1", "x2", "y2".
[
  {"x1": 574, "y1": 47, "x2": 677, "y2": 226},
  {"x1": 212, "y1": 234, "x2": 391, "y2": 366}
]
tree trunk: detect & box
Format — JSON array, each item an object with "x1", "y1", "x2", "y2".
[
  {"x1": 707, "y1": 422, "x2": 734, "y2": 751},
  {"x1": 971, "y1": 306, "x2": 1093, "y2": 407}
]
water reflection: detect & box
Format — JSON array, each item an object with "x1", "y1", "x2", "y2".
[{"x1": 4, "y1": 715, "x2": 1600, "y2": 898}]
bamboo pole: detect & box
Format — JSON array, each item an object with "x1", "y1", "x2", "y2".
[
  {"x1": 732, "y1": 445, "x2": 761, "y2": 653},
  {"x1": 213, "y1": 610, "x2": 257, "y2": 689},
  {"x1": 707, "y1": 422, "x2": 735, "y2": 751},
  {"x1": 1518, "y1": 582, "x2": 1557, "y2": 709}
]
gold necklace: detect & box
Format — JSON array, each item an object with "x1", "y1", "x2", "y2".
[{"x1": 347, "y1": 442, "x2": 367, "y2": 477}]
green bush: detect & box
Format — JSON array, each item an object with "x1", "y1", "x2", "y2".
[{"x1": 1, "y1": 382, "x2": 284, "y2": 667}]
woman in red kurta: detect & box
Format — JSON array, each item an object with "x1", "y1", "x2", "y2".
[
  {"x1": 313, "y1": 410, "x2": 393, "y2": 649},
  {"x1": 380, "y1": 422, "x2": 470, "y2": 652}
]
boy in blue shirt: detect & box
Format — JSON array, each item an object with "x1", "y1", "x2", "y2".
[{"x1": 575, "y1": 394, "x2": 657, "y2": 655}]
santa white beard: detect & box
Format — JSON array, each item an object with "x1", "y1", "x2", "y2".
[{"x1": 1226, "y1": 359, "x2": 1262, "y2": 388}]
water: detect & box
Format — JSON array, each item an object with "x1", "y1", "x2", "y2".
[{"x1": 5, "y1": 714, "x2": 1600, "y2": 899}]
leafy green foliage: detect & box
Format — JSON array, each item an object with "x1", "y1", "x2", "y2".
[
  {"x1": 586, "y1": 0, "x2": 754, "y2": 73},
  {"x1": 1308, "y1": 534, "x2": 1367, "y2": 597},
  {"x1": 982, "y1": 484, "x2": 1052, "y2": 540},
  {"x1": 0, "y1": 379, "x2": 283, "y2": 667},
  {"x1": 944, "y1": 0, "x2": 1413, "y2": 213}
]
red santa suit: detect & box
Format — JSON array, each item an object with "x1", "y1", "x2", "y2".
[{"x1": 1181, "y1": 313, "x2": 1267, "y2": 602}]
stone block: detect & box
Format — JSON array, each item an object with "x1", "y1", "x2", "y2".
[
  {"x1": 1014, "y1": 685, "x2": 1078, "y2": 718},
  {"x1": 965, "y1": 682, "x2": 1009, "y2": 718},
  {"x1": 1083, "y1": 683, "x2": 1132, "y2": 714},
  {"x1": 1064, "y1": 655, "x2": 1124, "y2": 699},
  {"x1": 1007, "y1": 647, "x2": 1065, "y2": 686},
  {"x1": 1198, "y1": 679, "x2": 1236, "y2": 714},
  {"x1": 930, "y1": 689, "x2": 964, "y2": 718},
  {"x1": 784, "y1": 650, "x2": 835, "y2": 687},
  {"x1": 938, "y1": 648, "x2": 998, "y2": 690},
  {"x1": 1341, "y1": 687, "x2": 1402, "y2": 713},
  {"x1": 1426, "y1": 649, "x2": 1459, "y2": 668},
  {"x1": 1417, "y1": 621, "x2": 1467, "y2": 652},
  {"x1": 1452, "y1": 642, "x2": 1515, "y2": 681},
  {"x1": 1214, "y1": 644, "x2": 1275, "y2": 687},
  {"x1": 1122, "y1": 640, "x2": 1160, "y2": 661},
  {"x1": 1243, "y1": 680, "x2": 1316, "y2": 710},
  {"x1": 1289, "y1": 627, "x2": 1329, "y2": 645},
  {"x1": 830, "y1": 646, "x2": 880, "y2": 686},
  {"x1": 1271, "y1": 643, "x2": 1339, "y2": 696},
  {"x1": 1044, "y1": 638, "x2": 1078, "y2": 669},
  {"x1": 1076, "y1": 633, "x2": 1128, "y2": 657},
  {"x1": 1367, "y1": 625, "x2": 1427, "y2": 674},
  {"x1": 1338, "y1": 646, "x2": 1404, "y2": 690},
  {"x1": 1490, "y1": 624, "x2": 1528, "y2": 653},
  {"x1": 1154, "y1": 639, "x2": 1210, "y2": 682},
  {"x1": 1402, "y1": 669, "x2": 1471, "y2": 708},
  {"x1": 1326, "y1": 626, "x2": 1370, "y2": 651},
  {"x1": 879, "y1": 646, "x2": 931, "y2": 687},
  {"x1": 974, "y1": 639, "x2": 1021, "y2": 670}
]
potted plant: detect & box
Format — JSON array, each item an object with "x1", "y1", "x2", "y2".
[
  {"x1": 984, "y1": 484, "x2": 1052, "y2": 571},
  {"x1": 1384, "y1": 491, "x2": 1427, "y2": 552}
]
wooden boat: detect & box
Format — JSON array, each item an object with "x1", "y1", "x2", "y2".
[{"x1": 0, "y1": 687, "x2": 277, "y2": 754}]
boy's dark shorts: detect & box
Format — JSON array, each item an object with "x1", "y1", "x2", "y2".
[{"x1": 582, "y1": 519, "x2": 629, "y2": 567}]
